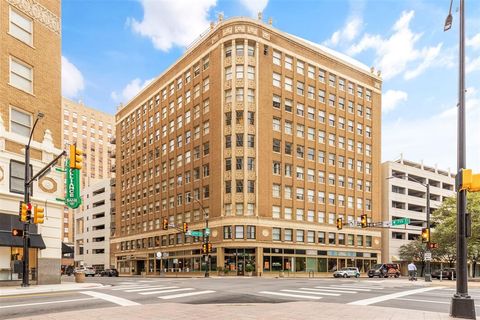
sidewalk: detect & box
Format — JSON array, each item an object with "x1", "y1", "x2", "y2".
[
  {"x1": 7, "y1": 301, "x2": 460, "y2": 320},
  {"x1": 0, "y1": 282, "x2": 104, "y2": 296}
]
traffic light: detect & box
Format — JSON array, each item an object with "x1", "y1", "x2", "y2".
[
  {"x1": 162, "y1": 218, "x2": 168, "y2": 230},
  {"x1": 421, "y1": 228, "x2": 430, "y2": 243},
  {"x1": 361, "y1": 214, "x2": 367, "y2": 228},
  {"x1": 12, "y1": 229, "x2": 24, "y2": 237},
  {"x1": 183, "y1": 222, "x2": 188, "y2": 232},
  {"x1": 69, "y1": 144, "x2": 83, "y2": 170},
  {"x1": 207, "y1": 243, "x2": 212, "y2": 253},
  {"x1": 202, "y1": 243, "x2": 208, "y2": 254},
  {"x1": 336, "y1": 218, "x2": 343, "y2": 230},
  {"x1": 458, "y1": 168, "x2": 480, "y2": 192},
  {"x1": 20, "y1": 202, "x2": 29, "y2": 222},
  {"x1": 33, "y1": 205, "x2": 45, "y2": 224},
  {"x1": 428, "y1": 242, "x2": 438, "y2": 249}
]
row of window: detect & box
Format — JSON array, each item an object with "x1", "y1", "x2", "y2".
[
  {"x1": 271, "y1": 227, "x2": 373, "y2": 247},
  {"x1": 271, "y1": 207, "x2": 371, "y2": 225}
]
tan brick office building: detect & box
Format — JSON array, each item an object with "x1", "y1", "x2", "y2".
[
  {"x1": 112, "y1": 17, "x2": 383, "y2": 276},
  {"x1": 0, "y1": 0, "x2": 63, "y2": 284}
]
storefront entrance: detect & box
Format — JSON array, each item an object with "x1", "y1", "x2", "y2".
[{"x1": 224, "y1": 248, "x2": 256, "y2": 276}]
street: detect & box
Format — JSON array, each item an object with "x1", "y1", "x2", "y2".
[{"x1": 2, "y1": 276, "x2": 479, "y2": 319}]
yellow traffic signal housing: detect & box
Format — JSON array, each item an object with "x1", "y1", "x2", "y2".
[
  {"x1": 459, "y1": 169, "x2": 480, "y2": 192},
  {"x1": 183, "y1": 222, "x2": 188, "y2": 232},
  {"x1": 207, "y1": 243, "x2": 213, "y2": 253},
  {"x1": 202, "y1": 243, "x2": 208, "y2": 254},
  {"x1": 12, "y1": 229, "x2": 24, "y2": 237},
  {"x1": 361, "y1": 214, "x2": 368, "y2": 228},
  {"x1": 33, "y1": 205, "x2": 45, "y2": 224},
  {"x1": 162, "y1": 218, "x2": 168, "y2": 230},
  {"x1": 20, "y1": 202, "x2": 28, "y2": 222},
  {"x1": 69, "y1": 144, "x2": 83, "y2": 170},
  {"x1": 421, "y1": 228, "x2": 430, "y2": 243},
  {"x1": 336, "y1": 218, "x2": 343, "y2": 230}
]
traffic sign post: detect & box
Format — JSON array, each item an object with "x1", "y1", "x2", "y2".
[
  {"x1": 424, "y1": 252, "x2": 432, "y2": 261},
  {"x1": 391, "y1": 218, "x2": 411, "y2": 226}
]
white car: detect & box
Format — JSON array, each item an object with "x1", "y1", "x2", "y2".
[
  {"x1": 333, "y1": 267, "x2": 360, "y2": 278},
  {"x1": 74, "y1": 266, "x2": 96, "y2": 277}
]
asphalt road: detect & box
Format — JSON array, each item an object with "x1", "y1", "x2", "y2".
[{"x1": 1, "y1": 276, "x2": 479, "y2": 319}]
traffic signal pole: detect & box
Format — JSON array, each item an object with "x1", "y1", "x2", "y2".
[
  {"x1": 204, "y1": 212, "x2": 210, "y2": 278},
  {"x1": 22, "y1": 142, "x2": 31, "y2": 287},
  {"x1": 424, "y1": 183, "x2": 432, "y2": 282}
]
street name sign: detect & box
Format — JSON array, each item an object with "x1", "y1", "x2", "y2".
[{"x1": 391, "y1": 218, "x2": 410, "y2": 226}]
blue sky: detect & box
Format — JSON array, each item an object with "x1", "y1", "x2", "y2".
[{"x1": 61, "y1": 0, "x2": 480, "y2": 171}]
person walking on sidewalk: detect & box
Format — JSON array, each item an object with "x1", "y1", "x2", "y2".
[{"x1": 408, "y1": 262, "x2": 417, "y2": 281}]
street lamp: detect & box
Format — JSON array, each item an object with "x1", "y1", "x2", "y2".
[
  {"x1": 387, "y1": 175, "x2": 431, "y2": 282},
  {"x1": 444, "y1": 0, "x2": 476, "y2": 318},
  {"x1": 22, "y1": 112, "x2": 44, "y2": 287},
  {"x1": 190, "y1": 197, "x2": 210, "y2": 277}
]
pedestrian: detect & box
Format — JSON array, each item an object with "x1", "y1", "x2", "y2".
[{"x1": 408, "y1": 262, "x2": 417, "y2": 281}]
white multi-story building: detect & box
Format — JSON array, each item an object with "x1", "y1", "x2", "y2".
[
  {"x1": 74, "y1": 179, "x2": 112, "y2": 270},
  {"x1": 381, "y1": 157, "x2": 455, "y2": 264}
]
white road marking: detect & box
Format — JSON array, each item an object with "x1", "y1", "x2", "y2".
[
  {"x1": 0, "y1": 298, "x2": 96, "y2": 309},
  {"x1": 281, "y1": 289, "x2": 339, "y2": 296},
  {"x1": 259, "y1": 291, "x2": 322, "y2": 300},
  {"x1": 80, "y1": 291, "x2": 140, "y2": 306},
  {"x1": 159, "y1": 290, "x2": 216, "y2": 300},
  {"x1": 348, "y1": 287, "x2": 439, "y2": 306},
  {"x1": 138, "y1": 280, "x2": 156, "y2": 283},
  {"x1": 325, "y1": 286, "x2": 372, "y2": 292},
  {"x1": 139, "y1": 288, "x2": 191, "y2": 295},
  {"x1": 125, "y1": 286, "x2": 177, "y2": 293},
  {"x1": 395, "y1": 298, "x2": 450, "y2": 304},
  {"x1": 336, "y1": 285, "x2": 384, "y2": 290},
  {"x1": 111, "y1": 285, "x2": 153, "y2": 291},
  {"x1": 119, "y1": 282, "x2": 136, "y2": 285},
  {"x1": 299, "y1": 287, "x2": 356, "y2": 294}
]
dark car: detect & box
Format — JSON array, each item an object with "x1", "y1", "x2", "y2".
[
  {"x1": 368, "y1": 263, "x2": 400, "y2": 278},
  {"x1": 101, "y1": 268, "x2": 119, "y2": 277},
  {"x1": 432, "y1": 268, "x2": 456, "y2": 280}
]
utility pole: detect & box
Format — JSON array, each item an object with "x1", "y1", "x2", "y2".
[
  {"x1": 445, "y1": 0, "x2": 476, "y2": 318},
  {"x1": 424, "y1": 183, "x2": 432, "y2": 282}
]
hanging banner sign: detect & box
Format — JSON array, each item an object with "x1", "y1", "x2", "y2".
[{"x1": 65, "y1": 159, "x2": 82, "y2": 209}]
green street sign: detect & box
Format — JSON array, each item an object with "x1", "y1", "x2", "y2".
[
  {"x1": 187, "y1": 231, "x2": 203, "y2": 237},
  {"x1": 205, "y1": 228, "x2": 210, "y2": 236},
  {"x1": 65, "y1": 159, "x2": 82, "y2": 209},
  {"x1": 392, "y1": 218, "x2": 410, "y2": 226}
]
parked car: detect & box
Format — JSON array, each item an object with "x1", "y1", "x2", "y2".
[
  {"x1": 101, "y1": 268, "x2": 119, "y2": 277},
  {"x1": 333, "y1": 267, "x2": 361, "y2": 278},
  {"x1": 74, "y1": 266, "x2": 96, "y2": 277},
  {"x1": 432, "y1": 268, "x2": 456, "y2": 280},
  {"x1": 368, "y1": 263, "x2": 400, "y2": 278}
]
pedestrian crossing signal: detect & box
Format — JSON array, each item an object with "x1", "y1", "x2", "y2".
[{"x1": 12, "y1": 228, "x2": 23, "y2": 237}]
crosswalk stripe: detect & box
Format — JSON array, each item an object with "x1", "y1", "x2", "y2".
[
  {"x1": 111, "y1": 285, "x2": 153, "y2": 291},
  {"x1": 281, "y1": 289, "x2": 339, "y2": 296},
  {"x1": 119, "y1": 282, "x2": 136, "y2": 285},
  {"x1": 324, "y1": 286, "x2": 371, "y2": 292},
  {"x1": 299, "y1": 287, "x2": 355, "y2": 294},
  {"x1": 139, "y1": 280, "x2": 156, "y2": 283},
  {"x1": 336, "y1": 285, "x2": 384, "y2": 290},
  {"x1": 259, "y1": 291, "x2": 322, "y2": 300},
  {"x1": 139, "y1": 288, "x2": 192, "y2": 295},
  {"x1": 125, "y1": 286, "x2": 176, "y2": 293},
  {"x1": 159, "y1": 290, "x2": 216, "y2": 300}
]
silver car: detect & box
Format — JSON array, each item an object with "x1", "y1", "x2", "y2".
[{"x1": 333, "y1": 267, "x2": 360, "y2": 278}]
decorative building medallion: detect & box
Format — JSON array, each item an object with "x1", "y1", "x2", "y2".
[
  {"x1": 262, "y1": 229, "x2": 269, "y2": 237},
  {"x1": 39, "y1": 177, "x2": 57, "y2": 193},
  {"x1": 211, "y1": 230, "x2": 218, "y2": 238},
  {"x1": 7, "y1": 0, "x2": 60, "y2": 35},
  {"x1": 0, "y1": 166, "x2": 4, "y2": 183}
]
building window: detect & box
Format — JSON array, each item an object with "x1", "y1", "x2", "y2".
[
  {"x1": 329, "y1": 233, "x2": 336, "y2": 244},
  {"x1": 224, "y1": 226, "x2": 232, "y2": 239},
  {"x1": 247, "y1": 226, "x2": 256, "y2": 239},
  {"x1": 318, "y1": 231, "x2": 325, "y2": 244},
  {"x1": 284, "y1": 229, "x2": 293, "y2": 241},
  {"x1": 296, "y1": 230, "x2": 304, "y2": 242},
  {"x1": 273, "y1": 227, "x2": 281, "y2": 241},
  {"x1": 235, "y1": 225, "x2": 244, "y2": 239},
  {"x1": 10, "y1": 57, "x2": 33, "y2": 93},
  {"x1": 366, "y1": 236, "x2": 372, "y2": 247},
  {"x1": 273, "y1": 72, "x2": 281, "y2": 87},
  {"x1": 9, "y1": 7, "x2": 33, "y2": 45},
  {"x1": 10, "y1": 107, "x2": 31, "y2": 137}
]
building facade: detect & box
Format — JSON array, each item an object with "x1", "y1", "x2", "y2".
[
  {"x1": 74, "y1": 179, "x2": 113, "y2": 270},
  {"x1": 112, "y1": 17, "x2": 383, "y2": 276},
  {"x1": 0, "y1": 0, "x2": 62, "y2": 284},
  {"x1": 381, "y1": 157, "x2": 455, "y2": 265},
  {"x1": 61, "y1": 98, "x2": 114, "y2": 268}
]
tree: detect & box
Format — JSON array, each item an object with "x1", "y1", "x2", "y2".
[{"x1": 399, "y1": 238, "x2": 426, "y2": 276}]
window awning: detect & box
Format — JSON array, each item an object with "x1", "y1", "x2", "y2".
[
  {"x1": 0, "y1": 231, "x2": 46, "y2": 249},
  {"x1": 62, "y1": 242, "x2": 74, "y2": 254}
]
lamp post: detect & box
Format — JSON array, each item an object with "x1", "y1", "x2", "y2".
[
  {"x1": 444, "y1": 0, "x2": 476, "y2": 318},
  {"x1": 387, "y1": 175, "x2": 431, "y2": 282},
  {"x1": 191, "y1": 197, "x2": 210, "y2": 277},
  {"x1": 22, "y1": 112, "x2": 44, "y2": 287}
]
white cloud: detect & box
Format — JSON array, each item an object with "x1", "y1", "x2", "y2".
[
  {"x1": 111, "y1": 78, "x2": 155, "y2": 104},
  {"x1": 383, "y1": 87, "x2": 480, "y2": 171},
  {"x1": 129, "y1": 0, "x2": 217, "y2": 51},
  {"x1": 61, "y1": 56, "x2": 84, "y2": 98},
  {"x1": 239, "y1": 0, "x2": 269, "y2": 16},
  {"x1": 383, "y1": 90, "x2": 408, "y2": 113},
  {"x1": 467, "y1": 33, "x2": 480, "y2": 50},
  {"x1": 466, "y1": 56, "x2": 480, "y2": 74},
  {"x1": 324, "y1": 16, "x2": 363, "y2": 47},
  {"x1": 347, "y1": 10, "x2": 444, "y2": 80}
]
